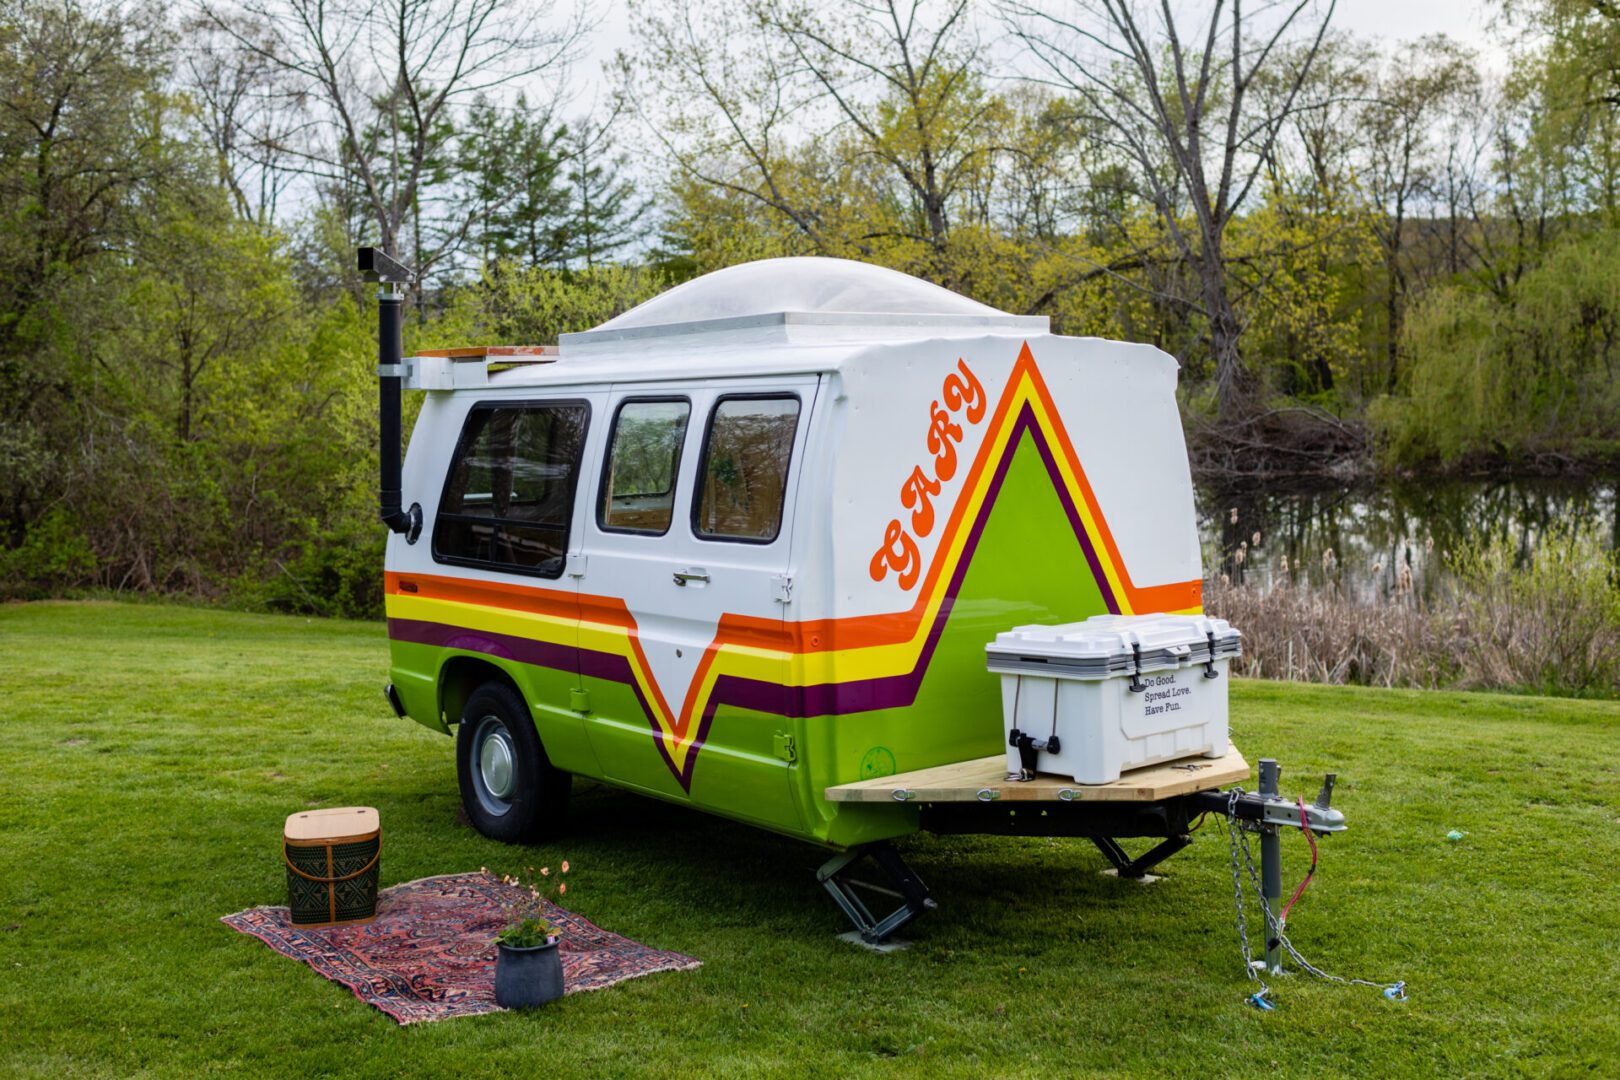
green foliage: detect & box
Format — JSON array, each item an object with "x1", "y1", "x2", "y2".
[
  {"x1": 429, "y1": 262, "x2": 670, "y2": 346},
  {"x1": 1448, "y1": 521, "x2": 1620, "y2": 694},
  {"x1": 7, "y1": 0, "x2": 1620, "y2": 616},
  {"x1": 0, "y1": 509, "x2": 97, "y2": 598},
  {"x1": 563, "y1": 119, "x2": 650, "y2": 269},
  {"x1": 248, "y1": 521, "x2": 388, "y2": 620},
  {"x1": 494, "y1": 864, "x2": 571, "y2": 947},
  {"x1": 1375, "y1": 229, "x2": 1620, "y2": 464},
  {"x1": 0, "y1": 0, "x2": 177, "y2": 538},
  {"x1": 459, "y1": 94, "x2": 573, "y2": 267},
  {"x1": 1227, "y1": 185, "x2": 1381, "y2": 403}
]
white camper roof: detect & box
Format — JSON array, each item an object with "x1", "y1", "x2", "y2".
[
  {"x1": 476, "y1": 257, "x2": 1051, "y2": 388},
  {"x1": 585, "y1": 257, "x2": 1028, "y2": 335}
]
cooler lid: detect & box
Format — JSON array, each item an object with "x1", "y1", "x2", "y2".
[
  {"x1": 985, "y1": 613, "x2": 1241, "y2": 678},
  {"x1": 284, "y1": 806, "x2": 380, "y2": 842}
]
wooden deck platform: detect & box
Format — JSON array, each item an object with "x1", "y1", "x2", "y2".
[{"x1": 824, "y1": 746, "x2": 1251, "y2": 804}]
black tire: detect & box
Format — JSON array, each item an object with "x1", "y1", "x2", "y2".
[{"x1": 456, "y1": 681, "x2": 570, "y2": 842}]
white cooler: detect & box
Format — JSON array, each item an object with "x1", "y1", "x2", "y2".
[{"x1": 985, "y1": 614, "x2": 1242, "y2": 784}]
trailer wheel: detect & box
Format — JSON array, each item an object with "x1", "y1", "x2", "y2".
[{"x1": 456, "y1": 681, "x2": 570, "y2": 843}]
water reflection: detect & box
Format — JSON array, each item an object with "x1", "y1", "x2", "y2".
[{"x1": 1197, "y1": 478, "x2": 1620, "y2": 601}]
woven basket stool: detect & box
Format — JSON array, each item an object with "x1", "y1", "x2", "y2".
[{"x1": 283, "y1": 807, "x2": 381, "y2": 928}]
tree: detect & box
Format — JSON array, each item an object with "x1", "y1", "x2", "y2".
[
  {"x1": 202, "y1": 0, "x2": 583, "y2": 281},
  {"x1": 179, "y1": 10, "x2": 305, "y2": 225},
  {"x1": 1499, "y1": 0, "x2": 1620, "y2": 225},
  {"x1": 124, "y1": 201, "x2": 295, "y2": 444},
  {"x1": 1001, "y1": 0, "x2": 1338, "y2": 421},
  {"x1": 563, "y1": 115, "x2": 649, "y2": 268},
  {"x1": 1360, "y1": 35, "x2": 1479, "y2": 392},
  {"x1": 458, "y1": 94, "x2": 573, "y2": 267},
  {"x1": 0, "y1": 0, "x2": 176, "y2": 542},
  {"x1": 431, "y1": 262, "x2": 668, "y2": 344},
  {"x1": 627, "y1": 0, "x2": 1006, "y2": 287}
]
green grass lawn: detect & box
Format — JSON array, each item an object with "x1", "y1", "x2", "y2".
[{"x1": 2, "y1": 601, "x2": 1617, "y2": 1078}]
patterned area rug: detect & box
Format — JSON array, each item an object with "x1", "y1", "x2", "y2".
[{"x1": 222, "y1": 871, "x2": 701, "y2": 1024}]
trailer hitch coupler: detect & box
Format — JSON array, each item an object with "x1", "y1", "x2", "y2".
[{"x1": 1314, "y1": 772, "x2": 1338, "y2": 811}]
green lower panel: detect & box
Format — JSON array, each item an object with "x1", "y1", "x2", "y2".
[
  {"x1": 579, "y1": 675, "x2": 688, "y2": 799},
  {"x1": 524, "y1": 683, "x2": 597, "y2": 778},
  {"x1": 692, "y1": 706, "x2": 804, "y2": 834},
  {"x1": 387, "y1": 640, "x2": 445, "y2": 732},
  {"x1": 577, "y1": 678, "x2": 807, "y2": 836}
]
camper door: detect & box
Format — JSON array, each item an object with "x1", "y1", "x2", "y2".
[{"x1": 576, "y1": 377, "x2": 818, "y2": 833}]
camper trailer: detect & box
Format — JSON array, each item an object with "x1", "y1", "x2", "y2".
[{"x1": 366, "y1": 252, "x2": 1345, "y2": 946}]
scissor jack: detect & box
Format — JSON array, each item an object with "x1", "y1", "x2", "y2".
[{"x1": 816, "y1": 841, "x2": 937, "y2": 945}]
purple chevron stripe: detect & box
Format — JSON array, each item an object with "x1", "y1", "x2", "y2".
[
  {"x1": 577, "y1": 648, "x2": 692, "y2": 787},
  {"x1": 1026, "y1": 407, "x2": 1119, "y2": 614},
  {"x1": 389, "y1": 401, "x2": 1117, "y2": 790},
  {"x1": 387, "y1": 618, "x2": 576, "y2": 671}
]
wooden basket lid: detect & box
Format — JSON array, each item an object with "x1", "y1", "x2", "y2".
[{"x1": 284, "y1": 806, "x2": 379, "y2": 842}]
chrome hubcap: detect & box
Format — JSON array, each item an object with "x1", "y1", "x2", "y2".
[{"x1": 472, "y1": 716, "x2": 516, "y2": 814}]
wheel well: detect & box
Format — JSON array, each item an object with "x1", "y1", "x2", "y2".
[{"x1": 439, "y1": 655, "x2": 521, "y2": 727}]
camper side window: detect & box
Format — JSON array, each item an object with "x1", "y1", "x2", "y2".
[
  {"x1": 693, "y1": 394, "x2": 800, "y2": 543},
  {"x1": 433, "y1": 401, "x2": 590, "y2": 578},
  {"x1": 599, "y1": 398, "x2": 691, "y2": 535}
]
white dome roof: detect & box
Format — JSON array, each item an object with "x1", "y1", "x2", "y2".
[{"x1": 592, "y1": 257, "x2": 1010, "y2": 333}]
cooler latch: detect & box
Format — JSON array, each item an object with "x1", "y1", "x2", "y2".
[
  {"x1": 1128, "y1": 642, "x2": 1146, "y2": 693},
  {"x1": 1203, "y1": 630, "x2": 1221, "y2": 679}
]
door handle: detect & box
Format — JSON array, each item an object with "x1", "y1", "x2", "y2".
[{"x1": 673, "y1": 568, "x2": 710, "y2": 586}]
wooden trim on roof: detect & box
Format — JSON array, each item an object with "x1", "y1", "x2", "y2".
[{"x1": 412, "y1": 345, "x2": 558, "y2": 359}]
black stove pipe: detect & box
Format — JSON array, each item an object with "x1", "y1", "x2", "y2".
[{"x1": 360, "y1": 247, "x2": 421, "y2": 542}]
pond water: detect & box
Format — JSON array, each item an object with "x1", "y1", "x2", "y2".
[{"x1": 1195, "y1": 477, "x2": 1620, "y2": 602}]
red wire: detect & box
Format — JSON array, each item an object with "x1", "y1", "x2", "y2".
[{"x1": 1281, "y1": 796, "x2": 1317, "y2": 924}]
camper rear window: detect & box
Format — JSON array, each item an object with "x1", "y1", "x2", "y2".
[
  {"x1": 599, "y1": 398, "x2": 691, "y2": 535},
  {"x1": 433, "y1": 401, "x2": 590, "y2": 578},
  {"x1": 693, "y1": 395, "x2": 800, "y2": 543}
]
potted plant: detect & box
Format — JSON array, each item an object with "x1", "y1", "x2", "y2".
[{"x1": 490, "y1": 862, "x2": 570, "y2": 1009}]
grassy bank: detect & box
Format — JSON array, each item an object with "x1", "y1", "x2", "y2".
[{"x1": 2, "y1": 602, "x2": 1618, "y2": 1078}]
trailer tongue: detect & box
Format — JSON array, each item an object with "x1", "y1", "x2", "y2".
[{"x1": 822, "y1": 749, "x2": 1401, "y2": 1007}]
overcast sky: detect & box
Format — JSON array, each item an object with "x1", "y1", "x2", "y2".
[
  {"x1": 562, "y1": 0, "x2": 1512, "y2": 196},
  {"x1": 1334, "y1": 0, "x2": 1502, "y2": 53},
  {"x1": 570, "y1": 0, "x2": 1509, "y2": 95}
]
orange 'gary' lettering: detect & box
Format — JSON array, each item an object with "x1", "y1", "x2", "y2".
[
  {"x1": 943, "y1": 359, "x2": 986, "y2": 423},
  {"x1": 900, "y1": 465, "x2": 942, "y2": 536},
  {"x1": 927, "y1": 401, "x2": 962, "y2": 482},
  {"x1": 868, "y1": 519, "x2": 921, "y2": 590}
]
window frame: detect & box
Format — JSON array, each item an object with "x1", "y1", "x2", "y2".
[
  {"x1": 595, "y1": 394, "x2": 693, "y2": 538},
  {"x1": 690, "y1": 391, "x2": 802, "y2": 546},
  {"x1": 431, "y1": 397, "x2": 593, "y2": 579}
]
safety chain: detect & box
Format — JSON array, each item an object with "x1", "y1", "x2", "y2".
[
  {"x1": 1224, "y1": 789, "x2": 1272, "y2": 1008},
  {"x1": 1222, "y1": 788, "x2": 1406, "y2": 1009}
]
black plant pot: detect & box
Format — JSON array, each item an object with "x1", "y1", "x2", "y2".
[{"x1": 495, "y1": 939, "x2": 565, "y2": 1009}]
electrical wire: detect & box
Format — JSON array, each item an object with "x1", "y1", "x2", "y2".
[{"x1": 1280, "y1": 795, "x2": 1317, "y2": 925}]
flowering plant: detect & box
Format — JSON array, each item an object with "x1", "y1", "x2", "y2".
[{"x1": 489, "y1": 861, "x2": 571, "y2": 948}]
